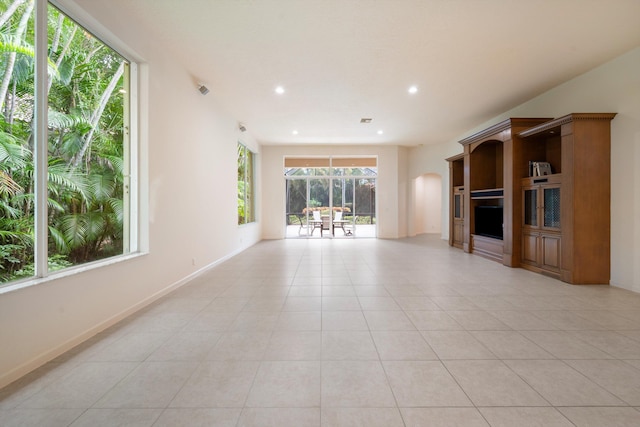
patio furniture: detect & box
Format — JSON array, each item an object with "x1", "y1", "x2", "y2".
[
  {"x1": 343, "y1": 216, "x2": 357, "y2": 236},
  {"x1": 321, "y1": 215, "x2": 331, "y2": 236},
  {"x1": 333, "y1": 211, "x2": 348, "y2": 235},
  {"x1": 294, "y1": 213, "x2": 310, "y2": 235},
  {"x1": 311, "y1": 210, "x2": 323, "y2": 236}
]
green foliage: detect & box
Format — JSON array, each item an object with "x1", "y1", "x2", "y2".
[
  {"x1": 0, "y1": 2, "x2": 127, "y2": 283},
  {"x1": 11, "y1": 254, "x2": 72, "y2": 279},
  {"x1": 237, "y1": 143, "x2": 254, "y2": 224},
  {"x1": 0, "y1": 37, "x2": 60, "y2": 78}
]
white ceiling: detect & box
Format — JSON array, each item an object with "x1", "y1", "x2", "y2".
[{"x1": 107, "y1": 0, "x2": 640, "y2": 146}]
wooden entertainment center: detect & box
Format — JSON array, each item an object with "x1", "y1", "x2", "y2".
[{"x1": 446, "y1": 113, "x2": 616, "y2": 284}]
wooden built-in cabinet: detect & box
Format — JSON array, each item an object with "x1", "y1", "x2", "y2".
[
  {"x1": 446, "y1": 154, "x2": 465, "y2": 249},
  {"x1": 447, "y1": 113, "x2": 616, "y2": 285},
  {"x1": 519, "y1": 113, "x2": 616, "y2": 284},
  {"x1": 521, "y1": 174, "x2": 562, "y2": 277},
  {"x1": 457, "y1": 118, "x2": 552, "y2": 265},
  {"x1": 452, "y1": 186, "x2": 464, "y2": 248}
]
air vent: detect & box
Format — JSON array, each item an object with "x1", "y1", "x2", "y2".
[{"x1": 360, "y1": 118, "x2": 372, "y2": 124}]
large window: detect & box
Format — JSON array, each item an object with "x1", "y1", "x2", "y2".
[
  {"x1": 0, "y1": 1, "x2": 137, "y2": 287},
  {"x1": 237, "y1": 142, "x2": 254, "y2": 224}
]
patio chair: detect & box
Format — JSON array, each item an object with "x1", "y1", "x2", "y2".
[
  {"x1": 295, "y1": 213, "x2": 310, "y2": 236},
  {"x1": 333, "y1": 211, "x2": 346, "y2": 235},
  {"x1": 311, "y1": 210, "x2": 323, "y2": 236},
  {"x1": 321, "y1": 214, "x2": 331, "y2": 236},
  {"x1": 343, "y1": 215, "x2": 357, "y2": 236}
]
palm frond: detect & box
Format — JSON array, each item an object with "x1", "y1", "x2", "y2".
[
  {"x1": 89, "y1": 170, "x2": 116, "y2": 201},
  {"x1": 85, "y1": 212, "x2": 107, "y2": 240},
  {"x1": 48, "y1": 226, "x2": 69, "y2": 253},
  {"x1": 0, "y1": 132, "x2": 30, "y2": 168},
  {"x1": 60, "y1": 214, "x2": 87, "y2": 248},
  {"x1": 107, "y1": 197, "x2": 123, "y2": 223},
  {"x1": 98, "y1": 154, "x2": 124, "y2": 175},
  {"x1": 45, "y1": 160, "x2": 89, "y2": 200},
  {"x1": 0, "y1": 171, "x2": 23, "y2": 196},
  {"x1": 0, "y1": 40, "x2": 60, "y2": 79},
  {"x1": 57, "y1": 57, "x2": 75, "y2": 86},
  {"x1": 47, "y1": 196, "x2": 65, "y2": 213},
  {"x1": 48, "y1": 109, "x2": 84, "y2": 130},
  {"x1": 0, "y1": 229, "x2": 32, "y2": 246},
  {"x1": 0, "y1": 198, "x2": 22, "y2": 218}
]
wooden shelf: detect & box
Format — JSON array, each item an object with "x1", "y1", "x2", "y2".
[
  {"x1": 522, "y1": 174, "x2": 562, "y2": 186},
  {"x1": 470, "y1": 188, "x2": 504, "y2": 199}
]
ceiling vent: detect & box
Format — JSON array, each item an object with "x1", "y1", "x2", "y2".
[{"x1": 360, "y1": 118, "x2": 372, "y2": 123}]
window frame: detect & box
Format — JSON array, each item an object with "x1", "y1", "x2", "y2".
[
  {"x1": 0, "y1": 0, "x2": 143, "y2": 293},
  {"x1": 237, "y1": 142, "x2": 255, "y2": 225}
]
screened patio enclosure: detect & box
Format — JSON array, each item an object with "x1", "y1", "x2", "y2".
[{"x1": 284, "y1": 157, "x2": 377, "y2": 238}]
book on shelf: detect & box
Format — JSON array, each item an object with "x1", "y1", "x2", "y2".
[{"x1": 529, "y1": 161, "x2": 552, "y2": 177}]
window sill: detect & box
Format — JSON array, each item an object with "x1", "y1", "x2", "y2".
[{"x1": 0, "y1": 252, "x2": 148, "y2": 295}]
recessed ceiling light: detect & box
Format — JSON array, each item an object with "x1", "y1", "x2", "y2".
[
  {"x1": 377, "y1": 130, "x2": 384, "y2": 135},
  {"x1": 408, "y1": 85, "x2": 418, "y2": 94},
  {"x1": 292, "y1": 130, "x2": 298, "y2": 135},
  {"x1": 275, "y1": 86, "x2": 285, "y2": 95}
]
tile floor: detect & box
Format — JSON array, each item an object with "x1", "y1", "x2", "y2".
[{"x1": 1, "y1": 235, "x2": 640, "y2": 426}]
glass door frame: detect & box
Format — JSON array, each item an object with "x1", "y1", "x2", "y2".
[{"x1": 284, "y1": 157, "x2": 378, "y2": 239}]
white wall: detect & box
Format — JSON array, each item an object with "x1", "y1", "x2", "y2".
[
  {"x1": 413, "y1": 174, "x2": 442, "y2": 235},
  {"x1": 0, "y1": 0, "x2": 261, "y2": 387},
  {"x1": 409, "y1": 47, "x2": 640, "y2": 292},
  {"x1": 261, "y1": 145, "x2": 404, "y2": 239},
  {"x1": 397, "y1": 147, "x2": 410, "y2": 238}
]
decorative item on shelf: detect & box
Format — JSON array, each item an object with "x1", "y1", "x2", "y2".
[{"x1": 530, "y1": 161, "x2": 552, "y2": 177}]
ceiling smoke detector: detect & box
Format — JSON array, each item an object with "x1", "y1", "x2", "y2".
[
  {"x1": 197, "y1": 83, "x2": 209, "y2": 95},
  {"x1": 360, "y1": 118, "x2": 373, "y2": 124}
]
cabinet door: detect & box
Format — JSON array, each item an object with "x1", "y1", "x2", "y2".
[
  {"x1": 540, "y1": 233, "x2": 561, "y2": 272},
  {"x1": 453, "y1": 193, "x2": 463, "y2": 220},
  {"x1": 523, "y1": 187, "x2": 537, "y2": 228},
  {"x1": 453, "y1": 220, "x2": 464, "y2": 246},
  {"x1": 542, "y1": 185, "x2": 560, "y2": 230},
  {"x1": 521, "y1": 231, "x2": 538, "y2": 265}
]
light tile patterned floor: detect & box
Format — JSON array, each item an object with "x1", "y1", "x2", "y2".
[{"x1": 1, "y1": 235, "x2": 640, "y2": 426}]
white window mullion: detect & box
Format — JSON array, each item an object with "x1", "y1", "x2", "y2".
[
  {"x1": 244, "y1": 148, "x2": 248, "y2": 223},
  {"x1": 34, "y1": 0, "x2": 48, "y2": 278}
]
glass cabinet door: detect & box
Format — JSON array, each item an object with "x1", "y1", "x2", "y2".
[
  {"x1": 454, "y1": 193, "x2": 463, "y2": 220},
  {"x1": 524, "y1": 188, "x2": 538, "y2": 227},
  {"x1": 543, "y1": 186, "x2": 561, "y2": 229}
]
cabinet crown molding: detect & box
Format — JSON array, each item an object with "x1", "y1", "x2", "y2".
[
  {"x1": 459, "y1": 118, "x2": 553, "y2": 147},
  {"x1": 519, "y1": 113, "x2": 617, "y2": 138}
]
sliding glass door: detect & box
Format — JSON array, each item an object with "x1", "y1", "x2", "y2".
[
  {"x1": 285, "y1": 178, "x2": 309, "y2": 236},
  {"x1": 284, "y1": 157, "x2": 377, "y2": 238},
  {"x1": 355, "y1": 178, "x2": 377, "y2": 231}
]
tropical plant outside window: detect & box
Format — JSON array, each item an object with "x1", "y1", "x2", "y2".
[
  {"x1": 1, "y1": 0, "x2": 133, "y2": 285},
  {"x1": 237, "y1": 142, "x2": 254, "y2": 224}
]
